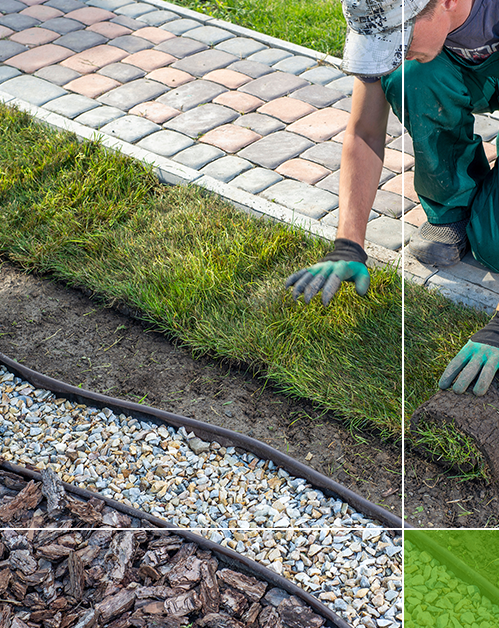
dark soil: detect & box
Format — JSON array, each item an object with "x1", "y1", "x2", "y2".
[{"x1": 1, "y1": 259, "x2": 497, "y2": 527}]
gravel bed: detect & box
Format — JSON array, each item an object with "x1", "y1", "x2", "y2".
[
  {"x1": 197, "y1": 528, "x2": 402, "y2": 628},
  {"x1": 405, "y1": 539, "x2": 499, "y2": 627},
  {"x1": 0, "y1": 366, "x2": 402, "y2": 627},
  {"x1": 0, "y1": 366, "x2": 382, "y2": 530}
]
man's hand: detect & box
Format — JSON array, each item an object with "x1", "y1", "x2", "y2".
[
  {"x1": 285, "y1": 238, "x2": 369, "y2": 306},
  {"x1": 439, "y1": 311, "x2": 499, "y2": 396}
]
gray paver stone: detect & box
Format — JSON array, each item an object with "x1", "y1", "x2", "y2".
[
  {"x1": 300, "y1": 66, "x2": 344, "y2": 85},
  {"x1": 0, "y1": 75, "x2": 67, "y2": 106},
  {"x1": 115, "y1": 2, "x2": 157, "y2": 18},
  {"x1": 215, "y1": 37, "x2": 267, "y2": 59},
  {"x1": 0, "y1": 66, "x2": 21, "y2": 83},
  {"x1": 45, "y1": 0, "x2": 85, "y2": 12},
  {"x1": 365, "y1": 216, "x2": 415, "y2": 250},
  {"x1": 0, "y1": 14, "x2": 40, "y2": 30},
  {"x1": 230, "y1": 167, "x2": 283, "y2": 194},
  {"x1": 326, "y1": 75, "x2": 355, "y2": 96},
  {"x1": 301, "y1": 142, "x2": 343, "y2": 171},
  {"x1": 35, "y1": 65, "x2": 81, "y2": 86},
  {"x1": 157, "y1": 80, "x2": 226, "y2": 112},
  {"x1": 98, "y1": 62, "x2": 146, "y2": 83},
  {"x1": 172, "y1": 144, "x2": 225, "y2": 169},
  {"x1": 273, "y1": 56, "x2": 316, "y2": 75},
  {"x1": 98, "y1": 78, "x2": 168, "y2": 111},
  {"x1": 199, "y1": 155, "x2": 253, "y2": 182},
  {"x1": 261, "y1": 180, "x2": 338, "y2": 219},
  {"x1": 155, "y1": 37, "x2": 208, "y2": 59},
  {"x1": 43, "y1": 93, "x2": 100, "y2": 118},
  {"x1": 100, "y1": 114, "x2": 161, "y2": 142},
  {"x1": 234, "y1": 112, "x2": 285, "y2": 136},
  {"x1": 333, "y1": 96, "x2": 352, "y2": 113},
  {"x1": 171, "y1": 49, "x2": 238, "y2": 77},
  {"x1": 137, "y1": 10, "x2": 178, "y2": 26},
  {"x1": 86, "y1": 0, "x2": 130, "y2": 10},
  {"x1": 248, "y1": 49, "x2": 292, "y2": 66},
  {"x1": 387, "y1": 133, "x2": 414, "y2": 155},
  {"x1": 56, "y1": 30, "x2": 108, "y2": 52},
  {"x1": 136, "y1": 129, "x2": 194, "y2": 156},
  {"x1": 290, "y1": 84, "x2": 344, "y2": 108},
  {"x1": 386, "y1": 110, "x2": 402, "y2": 137},
  {"x1": 1, "y1": 0, "x2": 26, "y2": 14},
  {"x1": 227, "y1": 59, "x2": 274, "y2": 79},
  {"x1": 238, "y1": 131, "x2": 314, "y2": 169},
  {"x1": 164, "y1": 103, "x2": 238, "y2": 138},
  {"x1": 0, "y1": 41, "x2": 27, "y2": 62},
  {"x1": 109, "y1": 34, "x2": 154, "y2": 53},
  {"x1": 379, "y1": 168, "x2": 396, "y2": 185},
  {"x1": 474, "y1": 114, "x2": 499, "y2": 142},
  {"x1": 110, "y1": 15, "x2": 144, "y2": 30},
  {"x1": 316, "y1": 171, "x2": 340, "y2": 195},
  {"x1": 74, "y1": 105, "x2": 126, "y2": 128},
  {"x1": 239, "y1": 71, "x2": 309, "y2": 102},
  {"x1": 161, "y1": 18, "x2": 201, "y2": 36},
  {"x1": 186, "y1": 25, "x2": 235, "y2": 46},
  {"x1": 373, "y1": 190, "x2": 414, "y2": 219},
  {"x1": 43, "y1": 18, "x2": 85, "y2": 34}
]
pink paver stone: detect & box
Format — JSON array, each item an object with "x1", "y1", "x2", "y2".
[
  {"x1": 65, "y1": 7, "x2": 115, "y2": 26},
  {"x1": 0, "y1": 26, "x2": 14, "y2": 38},
  {"x1": 88, "y1": 23, "x2": 132, "y2": 39},
  {"x1": 203, "y1": 69, "x2": 251, "y2": 89},
  {"x1": 20, "y1": 5, "x2": 63, "y2": 20},
  {"x1": 129, "y1": 101, "x2": 180, "y2": 124},
  {"x1": 483, "y1": 141, "x2": 497, "y2": 163},
  {"x1": 10, "y1": 28, "x2": 60, "y2": 47},
  {"x1": 200, "y1": 124, "x2": 261, "y2": 153},
  {"x1": 125, "y1": 50, "x2": 175, "y2": 72},
  {"x1": 65, "y1": 74, "x2": 121, "y2": 98},
  {"x1": 383, "y1": 147, "x2": 415, "y2": 173},
  {"x1": 146, "y1": 67, "x2": 194, "y2": 88},
  {"x1": 131, "y1": 27, "x2": 175, "y2": 45},
  {"x1": 257, "y1": 97, "x2": 317, "y2": 124},
  {"x1": 5, "y1": 44, "x2": 74, "y2": 73},
  {"x1": 212, "y1": 91, "x2": 264, "y2": 114},
  {"x1": 404, "y1": 204, "x2": 426, "y2": 227},
  {"x1": 331, "y1": 130, "x2": 346, "y2": 143},
  {"x1": 61, "y1": 45, "x2": 129, "y2": 74},
  {"x1": 276, "y1": 158, "x2": 330, "y2": 185},
  {"x1": 287, "y1": 108, "x2": 351, "y2": 142},
  {"x1": 381, "y1": 171, "x2": 418, "y2": 202}
]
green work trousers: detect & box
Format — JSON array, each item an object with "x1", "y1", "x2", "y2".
[{"x1": 381, "y1": 49, "x2": 499, "y2": 272}]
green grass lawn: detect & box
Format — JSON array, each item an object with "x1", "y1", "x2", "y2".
[
  {"x1": 0, "y1": 102, "x2": 492, "y2": 480},
  {"x1": 172, "y1": 0, "x2": 347, "y2": 58}
]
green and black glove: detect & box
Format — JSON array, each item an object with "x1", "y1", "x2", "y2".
[
  {"x1": 439, "y1": 310, "x2": 499, "y2": 396},
  {"x1": 285, "y1": 238, "x2": 370, "y2": 306}
]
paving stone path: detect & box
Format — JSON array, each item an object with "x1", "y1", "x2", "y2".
[{"x1": 1, "y1": 0, "x2": 498, "y2": 309}]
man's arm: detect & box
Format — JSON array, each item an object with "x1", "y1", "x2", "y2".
[
  {"x1": 285, "y1": 78, "x2": 390, "y2": 305},
  {"x1": 337, "y1": 78, "x2": 390, "y2": 247}
]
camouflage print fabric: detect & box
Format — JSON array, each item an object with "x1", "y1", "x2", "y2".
[{"x1": 381, "y1": 48, "x2": 499, "y2": 272}]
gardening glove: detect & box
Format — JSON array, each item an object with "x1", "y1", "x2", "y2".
[
  {"x1": 285, "y1": 238, "x2": 369, "y2": 306},
  {"x1": 439, "y1": 310, "x2": 499, "y2": 396}
]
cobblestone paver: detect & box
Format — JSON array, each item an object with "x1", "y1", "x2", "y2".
[{"x1": 1, "y1": 0, "x2": 498, "y2": 309}]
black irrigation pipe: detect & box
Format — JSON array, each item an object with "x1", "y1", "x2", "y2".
[
  {"x1": 0, "y1": 463, "x2": 348, "y2": 628},
  {"x1": 407, "y1": 531, "x2": 499, "y2": 607},
  {"x1": 0, "y1": 351, "x2": 404, "y2": 529}
]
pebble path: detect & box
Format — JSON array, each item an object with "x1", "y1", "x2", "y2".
[
  {"x1": 0, "y1": 365, "x2": 402, "y2": 627},
  {"x1": 405, "y1": 539, "x2": 499, "y2": 628}
]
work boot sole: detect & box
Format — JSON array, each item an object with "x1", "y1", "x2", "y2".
[{"x1": 409, "y1": 228, "x2": 470, "y2": 267}]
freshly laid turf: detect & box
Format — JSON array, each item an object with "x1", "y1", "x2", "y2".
[
  {"x1": 0, "y1": 104, "x2": 401, "y2": 437},
  {"x1": 172, "y1": 0, "x2": 347, "y2": 58}
]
